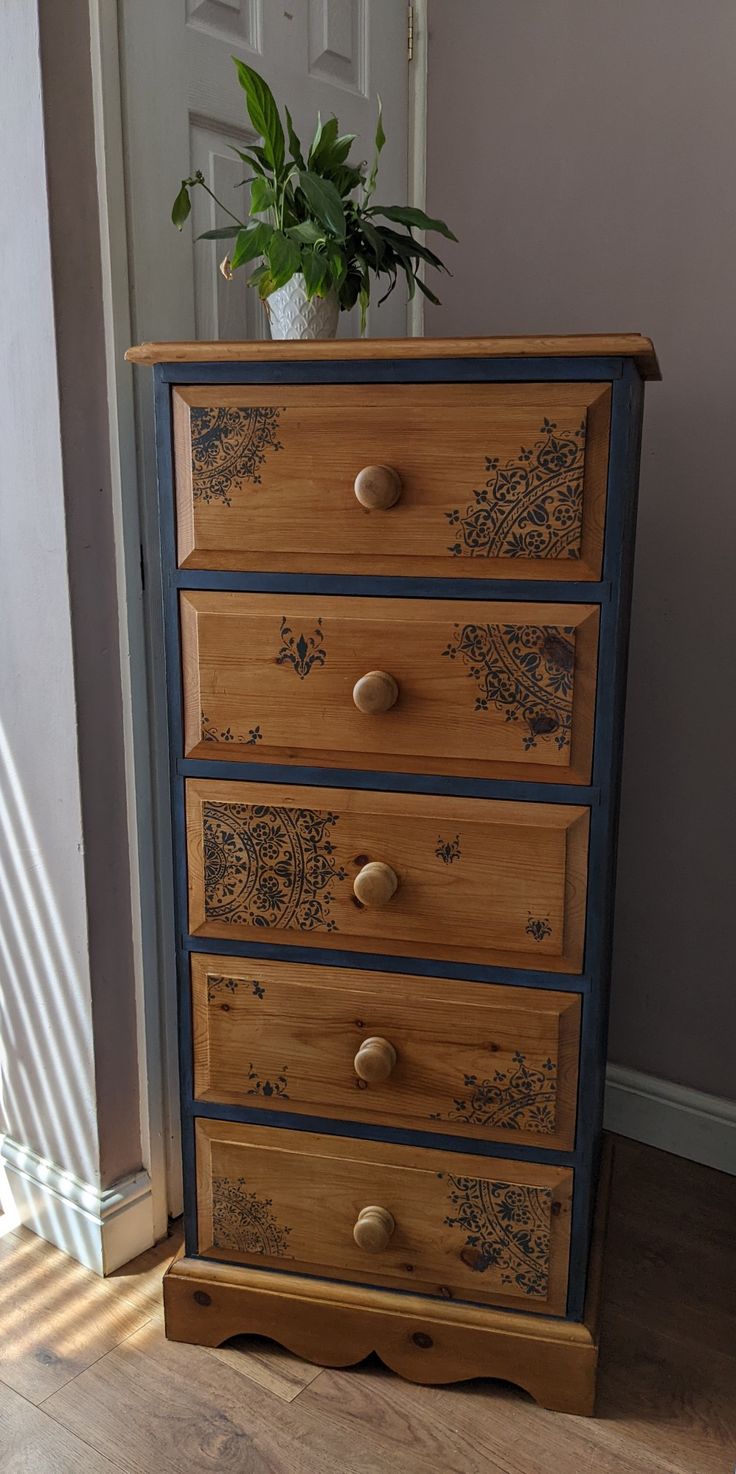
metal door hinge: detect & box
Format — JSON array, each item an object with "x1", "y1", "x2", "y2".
[{"x1": 407, "y1": 3, "x2": 414, "y2": 61}]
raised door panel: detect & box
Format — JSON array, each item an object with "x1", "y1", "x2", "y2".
[
  {"x1": 185, "y1": 780, "x2": 590, "y2": 972},
  {"x1": 192, "y1": 954, "x2": 581, "y2": 1150},
  {"x1": 181, "y1": 593, "x2": 599, "y2": 783},
  {"x1": 195, "y1": 1119, "x2": 573, "y2": 1315},
  {"x1": 172, "y1": 382, "x2": 611, "y2": 577}
]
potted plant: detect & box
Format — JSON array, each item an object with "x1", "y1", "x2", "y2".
[{"x1": 171, "y1": 58, "x2": 456, "y2": 339}]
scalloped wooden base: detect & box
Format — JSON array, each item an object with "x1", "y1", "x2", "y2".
[
  {"x1": 164, "y1": 1146, "x2": 609, "y2": 1416},
  {"x1": 164, "y1": 1255, "x2": 599, "y2": 1413}
]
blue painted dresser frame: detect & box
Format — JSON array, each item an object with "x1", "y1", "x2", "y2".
[{"x1": 153, "y1": 352, "x2": 645, "y2": 1323}]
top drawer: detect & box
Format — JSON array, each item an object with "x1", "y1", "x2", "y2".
[{"x1": 172, "y1": 383, "x2": 611, "y2": 578}]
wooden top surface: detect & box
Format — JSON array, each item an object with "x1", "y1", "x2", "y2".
[{"x1": 125, "y1": 333, "x2": 660, "y2": 378}]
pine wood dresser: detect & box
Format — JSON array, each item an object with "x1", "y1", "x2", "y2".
[{"x1": 127, "y1": 334, "x2": 659, "y2": 1414}]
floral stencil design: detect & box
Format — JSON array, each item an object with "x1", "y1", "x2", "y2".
[
  {"x1": 430, "y1": 1052, "x2": 557, "y2": 1134},
  {"x1": 443, "y1": 1174, "x2": 552, "y2": 1297},
  {"x1": 207, "y1": 975, "x2": 265, "y2": 1002},
  {"x1": 246, "y1": 1063, "x2": 290, "y2": 1100},
  {"x1": 203, "y1": 802, "x2": 346, "y2": 932},
  {"x1": 190, "y1": 405, "x2": 283, "y2": 506},
  {"x1": 276, "y1": 617, "x2": 326, "y2": 679},
  {"x1": 526, "y1": 916, "x2": 553, "y2": 942},
  {"x1": 443, "y1": 624, "x2": 575, "y2": 751},
  {"x1": 435, "y1": 835, "x2": 462, "y2": 865},
  {"x1": 201, "y1": 713, "x2": 262, "y2": 746},
  {"x1": 446, "y1": 417, "x2": 586, "y2": 561},
  {"x1": 212, "y1": 1176, "x2": 292, "y2": 1257}
]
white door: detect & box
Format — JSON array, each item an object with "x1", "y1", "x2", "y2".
[
  {"x1": 120, "y1": 0, "x2": 410, "y2": 343},
  {"x1": 118, "y1": 0, "x2": 411, "y2": 1217}
]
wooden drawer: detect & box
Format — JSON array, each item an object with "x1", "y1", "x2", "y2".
[
  {"x1": 182, "y1": 593, "x2": 599, "y2": 784},
  {"x1": 185, "y1": 780, "x2": 589, "y2": 972},
  {"x1": 196, "y1": 1119, "x2": 572, "y2": 1315},
  {"x1": 173, "y1": 382, "x2": 610, "y2": 578},
  {"x1": 192, "y1": 955, "x2": 581, "y2": 1150}
]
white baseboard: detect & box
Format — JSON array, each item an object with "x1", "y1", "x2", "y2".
[
  {"x1": 604, "y1": 1065, "x2": 736, "y2": 1175},
  {"x1": 0, "y1": 1135, "x2": 154, "y2": 1274}
]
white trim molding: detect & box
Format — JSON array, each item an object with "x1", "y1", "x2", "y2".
[
  {"x1": 407, "y1": 0, "x2": 428, "y2": 337},
  {"x1": 605, "y1": 1065, "x2": 736, "y2": 1176},
  {"x1": 0, "y1": 1136, "x2": 154, "y2": 1275}
]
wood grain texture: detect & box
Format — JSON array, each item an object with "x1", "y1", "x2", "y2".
[
  {"x1": 4, "y1": 1138, "x2": 733, "y2": 1468},
  {"x1": 42, "y1": 1316, "x2": 470, "y2": 1474},
  {"x1": 172, "y1": 383, "x2": 610, "y2": 577},
  {"x1": 41, "y1": 1319, "x2": 351, "y2": 1474},
  {"x1": 191, "y1": 953, "x2": 581, "y2": 1150},
  {"x1": 165, "y1": 1249, "x2": 589, "y2": 1412},
  {"x1": 194, "y1": 1119, "x2": 573, "y2": 1315},
  {"x1": 125, "y1": 333, "x2": 661, "y2": 377},
  {"x1": 0, "y1": 1380, "x2": 125, "y2": 1474},
  {"x1": 181, "y1": 593, "x2": 599, "y2": 784},
  {"x1": 185, "y1": 779, "x2": 590, "y2": 972},
  {"x1": 208, "y1": 1336, "x2": 324, "y2": 1402},
  {"x1": 0, "y1": 1225, "x2": 149, "y2": 1404}
]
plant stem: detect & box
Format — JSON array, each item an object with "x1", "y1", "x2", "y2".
[{"x1": 195, "y1": 175, "x2": 244, "y2": 228}]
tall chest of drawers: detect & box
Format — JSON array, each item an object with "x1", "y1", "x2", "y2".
[{"x1": 128, "y1": 334, "x2": 659, "y2": 1414}]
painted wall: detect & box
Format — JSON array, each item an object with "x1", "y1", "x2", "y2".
[
  {"x1": 0, "y1": 0, "x2": 100, "y2": 1187},
  {"x1": 39, "y1": 0, "x2": 141, "y2": 1186},
  {"x1": 425, "y1": 0, "x2": 736, "y2": 1098},
  {"x1": 0, "y1": 0, "x2": 142, "y2": 1207}
]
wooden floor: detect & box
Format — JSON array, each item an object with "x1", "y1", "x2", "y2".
[{"x1": 0, "y1": 1135, "x2": 734, "y2": 1473}]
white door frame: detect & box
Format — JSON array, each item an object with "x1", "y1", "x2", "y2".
[{"x1": 89, "y1": 0, "x2": 429, "y2": 1229}]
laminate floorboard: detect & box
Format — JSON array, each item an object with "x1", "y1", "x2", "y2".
[{"x1": 0, "y1": 1136, "x2": 733, "y2": 1473}]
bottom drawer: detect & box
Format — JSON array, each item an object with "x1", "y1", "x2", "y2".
[{"x1": 196, "y1": 1119, "x2": 572, "y2": 1316}]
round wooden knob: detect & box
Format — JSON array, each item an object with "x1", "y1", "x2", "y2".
[
  {"x1": 352, "y1": 670, "x2": 399, "y2": 715},
  {"x1": 354, "y1": 1036, "x2": 398, "y2": 1083},
  {"x1": 353, "y1": 861, "x2": 398, "y2": 908},
  {"x1": 353, "y1": 1205, "x2": 395, "y2": 1253},
  {"x1": 354, "y1": 464, "x2": 402, "y2": 510}
]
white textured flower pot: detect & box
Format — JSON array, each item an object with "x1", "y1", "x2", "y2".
[{"x1": 265, "y1": 274, "x2": 340, "y2": 340}]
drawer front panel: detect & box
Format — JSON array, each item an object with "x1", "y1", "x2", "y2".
[
  {"x1": 173, "y1": 383, "x2": 610, "y2": 578},
  {"x1": 196, "y1": 1120, "x2": 572, "y2": 1314},
  {"x1": 182, "y1": 593, "x2": 599, "y2": 784},
  {"x1": 192, "y1": 954, "x2": 581, "y2": 1150},
  {"x1": 186, "y1": 780, "x2": 589, "y2": 972}
]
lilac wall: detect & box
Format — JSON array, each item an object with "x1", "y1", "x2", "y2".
[{"x1": 425, "y1": 0, "x2": 736, "y2": 1097}]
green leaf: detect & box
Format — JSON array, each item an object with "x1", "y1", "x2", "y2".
[
  {"x1": 257, "y1": 269, "x2": 279, "y2": 299},
  {"x1": 376, "y1": 264, "x2": 398, "y2": 307},
  {"x1": 298, "y1": 171, "x2": 346, "y2": 239},
  {"x1": 308, "y1": 114, "x2": 339, "y2": 168},
  {"x1": 287, "y1": 220, "x2": 323, "y2": 245},
  {"x1": 331, "y1": 133, "x2": 357, "y2": 166},
  {"x1": 301, "y1": 247, "x2": 329, "y2": 299},
  {"x1": 248, "y1": 262, "x2": 270, "y2": 291},
  {"x1": 370, "y1": 204, "x2": 457, "y2": 240},
  {"x1": 229, "y1": 146, "x2": 267, "y2": 177},
  {"x1": 329, "y1": 163, "x2": 364, "y2": 198},
  {"x1": 415, "y1": 275, "x2": 441, "y2": 306},
  {"x1": 358, "y1": 218, "x2": 385, "y2": 268},
  {"x1": 284, "y1": 106, "x2": 305, "y2": 168},
  {"x1": 196, "y1": 224, "x2": 242, "y2": 240},
  {"x1": 249, "y1": 176, "x2": 276, "y2": 215},
  {"x1": 231, "y1": 221, "x2": 270, "y2": 270},
  {"x1": 364, "y1": 95, "x2": 385, "y2": 202},
  {"x1": 232, "y1": 58, "x2": 285, "y2": 175},
  {"x1": 326, "y1": 242, "x2": 348, "y2": 291},
  {"x1": 266, "y1": 229, "x2": 301, "y2": 287},
  {"x1": 171, "y1": 183, "x2": 191, "y2": 229},
  {"x1": 377, "y1": 226, "x2": 450, "y2": 271}
]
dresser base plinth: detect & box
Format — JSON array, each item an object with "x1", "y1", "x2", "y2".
[{"x1": 163, "y1": 1253, "x2": 601, "y2": 1414}]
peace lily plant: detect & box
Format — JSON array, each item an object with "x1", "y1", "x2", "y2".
[{"x1": 171, "y1": 58, "x2": 456, "y2": 338}]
